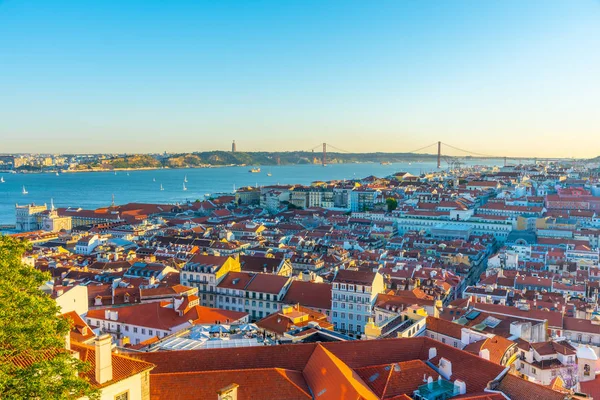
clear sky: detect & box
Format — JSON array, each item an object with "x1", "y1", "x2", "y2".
[{"x1": 1, "y1": 0, "x2": 599, "y2": 157}]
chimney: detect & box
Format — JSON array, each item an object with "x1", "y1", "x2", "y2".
[
  {"x1": 217, "y1": 383, "x2": 239, "y2": 400},
  {"x1": 428, "y1": 347, "x2": 437, "y2": 360},
  {"x1": 479, "y1": 348, "x2": 490, "y2": 361},
  {"x1": 95, "y1": 334, "x2": 113, "y2": 384},
  {"x1": 438, "y1": 357, "x2": 452, "y2": 379},
  {"x1": 453, "y1": 379, "x2": 467, "y2": 395}
]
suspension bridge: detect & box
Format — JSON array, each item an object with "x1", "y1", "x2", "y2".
[{"x1": 305, "y1": 141, "x2": 576, "y2": 168}]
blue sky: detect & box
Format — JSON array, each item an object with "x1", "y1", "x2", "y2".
[{"x1": 1, "y1": 0, "x2": 599, "y2": 157}]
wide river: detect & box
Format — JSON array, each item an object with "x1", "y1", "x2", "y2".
[{"x1": 0, "y1": 161, "x2": 497, "y2": 225}]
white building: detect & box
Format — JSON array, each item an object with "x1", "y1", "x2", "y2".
[{"x1": 331, "y1": 269, "x2": 384, "y2": 337}]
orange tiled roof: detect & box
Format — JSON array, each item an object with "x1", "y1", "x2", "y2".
[
  {"x1": 70, "y1": 342, "x2": 154, "y2": 388},
  {"x1": 132, "y1": 337, "x2": 562, "y2": 399},
  {"x1": 496, "y1": 373, "x2": 565, "y2": 400},
  {"x1": 303, "y1": 344, "x2": 379, "y2": 400},
  {"x1": 356, "y1": 360, "x2": 439, "y2": 399},
  {"x1": 151, "y1": 368, "x2": 311, "y2": 400}
]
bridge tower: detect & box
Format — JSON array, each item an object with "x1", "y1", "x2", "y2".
[
  {"x1": 437, "y1": 141, "x2": 441, "y2": 169},
  {"x1": 322, "y1": 143, "x2": 327, "y2": 166}
]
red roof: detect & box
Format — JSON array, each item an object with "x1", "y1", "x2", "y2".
[
  {"x1": 282, "y1": 280, "x2": 332, "y2": 310},
  {"x1": 71, "y1": 342, "x2": 154, "y2": 388}
]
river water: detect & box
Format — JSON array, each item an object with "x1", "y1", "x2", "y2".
[{"x1": 0, "y1": 161, "x2": 496, "y2": 225}]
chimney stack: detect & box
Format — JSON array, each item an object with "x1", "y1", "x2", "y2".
[
  {"x1": 95, "y1": 334, "x2": 113, "y2": 384},
  {"x1": 217, "y1": 383, "x2": 239, "y2": 400}
]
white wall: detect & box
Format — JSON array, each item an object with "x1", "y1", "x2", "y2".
[{"x1": 56, "y1": 285, "x2": 89, "y2": 316}]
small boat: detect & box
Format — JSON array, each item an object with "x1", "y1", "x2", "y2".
[
  {"x1": 22, "y1": 185, "x2": 28, "y2": 195},
  {"x1": 127, "y1": 172, "x2": 130, "y2": 176},
  {"x1": 184, "y1": 175, "x2": 188, "y2": 183},
  {"x1": 114, "y1": 171, "x2": 117, "y2": 175},
  {"x1": 183, "y1": 183, "x2": 187, "y2": 191},
  {"x1": 267, "y1": 169, "x2": 272, "y2": 177},
  {"x1": 55, "y1": 171, "x2": 60, "y2": 176},
  {"x1": 249, "y1": 167, "x2": 261, "y2": 173},
  {"x1": 160, "y1": 183, "x2": 164, "y2": 191},
  {"x1": 0, "y1": 177, "x2": 4, "y2": 183},
  {"x1": 380, "y1": 162, "x2": 392, "y2": 166},
  {"x1": 153, "y1": 178, "x2": 156, "y2": 182}
]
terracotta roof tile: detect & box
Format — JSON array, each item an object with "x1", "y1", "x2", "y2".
[
  {"x1": 70, "y1": 342, "x2": 154, "y2": 388},
  {"x1": 303, "y1": 344, "x2": 379, "y2": 400},
  {"x1": 150, "y1": 369, "x2": 311, "y2": 400},
  {"x1": 282, "y1": 280, "x2": 332, "y2": 310}
]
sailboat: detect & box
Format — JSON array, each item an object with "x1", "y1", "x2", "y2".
[
  {"x1": 160, "y1": 183, "x2": 164, "y2": 191},
  {"x1": 22, "y1": 185, "x2": 28, "y2": 195},
  {"x1": 184, "y1": 175, "x2": 188, "y2": 183},
  {"x1": 183, "y1": 182, "x2": 187, "y2": 191},
  {"x1": 0, "y1": 177, "x2": 4, "y2": 183},
  {"x1": 55, "y1": 171, "x2": 59, "y2": 176},
  {"x1": 153, "y1": 178, "x2": 156, "y2": 182},
  {"x1": 127, "y1": 172, "x2": 130, "y2": 176},
  {"x1": 267, "y1": 169, "x2": 272, "y2": 177}
]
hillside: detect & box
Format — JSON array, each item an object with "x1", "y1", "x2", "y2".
[{"x1": 79, "y1": 151, "x2": 438, "y2": 169}]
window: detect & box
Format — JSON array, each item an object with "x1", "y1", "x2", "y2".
[
  {"x1": 333, "y1": 312, "x2": 338, "y2": 318},
  {"x1": 141, "y1": 328, "x2": 146, "y2": 335},
  {"x1": 133, "y1": 327, "x2": 138, "y2": 333},
  {"x1": 532, "y1": 368, "x2": 537, "y2": 375},
  {"x1": 442, "y1": 337, "x2": 446, "y2": 344},
  {"x1": 149, "y1": 330, "x2": 153, "y2": 335},
  {"x1": 115, "y1": 391, "x2": 129, "y2": 400},
  {"x1": 124, "y1": 326, "x2": 129, "y2": 332}
]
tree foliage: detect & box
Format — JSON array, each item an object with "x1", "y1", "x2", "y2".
[
  {"x1": 386, "y1": 197, "x2": 398, "y2": 212},
  {"x1": 0, "y1": 236, "x2": 98, "y2": 399}
]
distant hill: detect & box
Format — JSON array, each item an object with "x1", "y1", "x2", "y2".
[{"x1": 79, "y1": 151, "x2": 439, "y2": 169}]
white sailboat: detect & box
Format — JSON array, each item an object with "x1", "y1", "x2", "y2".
[
  {"x1": 267, "y1": 169, "x2": 272, "y2": 177},
  {"x1": 55, "y1": 172, "x2": 59, "y2": 176},
  {"x1": 183, "y1": 182, "x2": 187, "y2": 191},
  {"x1": 160, "y1": 183, "x2": 164, "y2": 191},
  {"x1": 22, "y1": 185, "x2": 28, "y2": 195},
  {"x1": 184, "y1": 175, "x2": 188, "y2": 183},
  {"x1": 153, "y1": 178, "x2": 156, "y2": 182},
  {"x1": 0, "y1": 177, "x2": 4, "y2": 183}
]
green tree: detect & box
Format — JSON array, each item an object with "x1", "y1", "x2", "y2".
[
  {"x1": 0, "y1": 236, "x2": 98, "y2": 399},
  {"x1": 386, "y1": 197, "x2": 398, "y2": 212}
]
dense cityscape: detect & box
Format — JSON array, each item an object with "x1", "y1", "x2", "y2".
[
  {"x1": 3, "y1": 159, "x2": 600, "y2": 399},
  {"x1": 2, "y1": 0, "x2": 600, "y2": 399}
]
